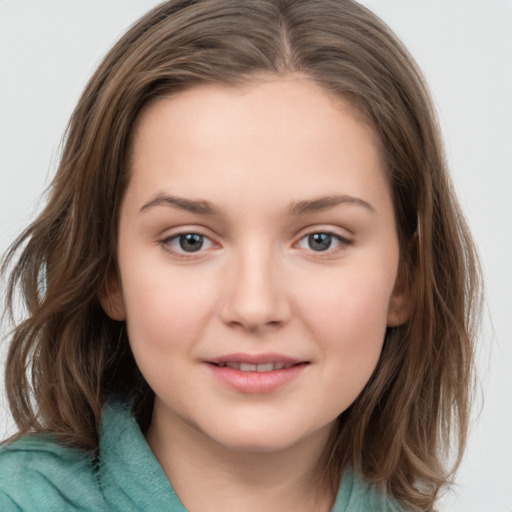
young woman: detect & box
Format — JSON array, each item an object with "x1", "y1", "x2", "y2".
[{"x1": 0, "y1": 1, "x2": 481, "y2": 510}]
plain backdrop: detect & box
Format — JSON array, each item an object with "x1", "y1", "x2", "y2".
[{"x1": 1, "y1": 1, "x2": 511, "y2": 511}]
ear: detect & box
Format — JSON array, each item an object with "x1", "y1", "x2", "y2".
[
  {"x1": 386, "y1": 261, "x2": 413, "y2": 328},
  {"x1": 98, "y1": 273, "x2": 126, "y2": 321}
]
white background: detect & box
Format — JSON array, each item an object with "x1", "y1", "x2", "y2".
[{"x1": 0, "y1": 1, "x2": 511, "y2": 511}]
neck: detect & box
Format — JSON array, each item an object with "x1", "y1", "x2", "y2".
[{"x1": 145, "y1": 404, "x2": 335, "y2": 512}]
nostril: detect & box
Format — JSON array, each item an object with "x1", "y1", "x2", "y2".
[{"x1": 218, "y1": 267, "x2": 292, "y2": 331}]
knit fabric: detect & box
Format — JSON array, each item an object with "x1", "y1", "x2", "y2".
[{"x1": 0, "y1": 401, "x2": 404, "y2": 511}]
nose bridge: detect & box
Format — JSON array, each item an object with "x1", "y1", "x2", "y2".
[{"x1": 220, "y1": 238, "x2": 288, "y2": 331}]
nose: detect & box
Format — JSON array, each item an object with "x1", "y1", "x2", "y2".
[{"x1": 219, "y1": 246, "x2": 291, "y2": 333}]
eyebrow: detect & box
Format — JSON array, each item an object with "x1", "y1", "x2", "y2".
[
  {"x1": 140, "y1": 194, "x2": 221, "y2": 215},
  {"x1": 286, "y1": 195, "x2": 375, "y2": 216},
  {"x1": 139, "y1": 193, "x2": 375, "y2": 216}
]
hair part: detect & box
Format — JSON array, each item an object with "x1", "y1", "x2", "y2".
[{"x1": 2, "y1": 1, "x2": 482, "y2": 510}]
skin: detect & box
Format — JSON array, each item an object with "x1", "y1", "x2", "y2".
[{"x1": 101, "y1": 76, "x2": 409, "y2": 512}]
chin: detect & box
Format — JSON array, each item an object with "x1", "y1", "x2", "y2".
[
  {"x1": 200, "y1": 419, "x2": 330, "y2": 455},
  {"x1": 214, "y1": 433, "x2": 302, "y2": 454}
]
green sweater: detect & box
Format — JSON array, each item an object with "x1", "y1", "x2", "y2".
[{"x1": 0, "y1": 401, "x2": 404, "y2": 511}]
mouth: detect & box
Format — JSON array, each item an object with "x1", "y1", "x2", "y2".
[
  {"x1": 205, "y1": 353, "x2": 309, "y2": 370},
  {"x1": 210, "y1": 361, "x2": 301, "y2": 372},
  {"x1": 204, "y1": 354, "x2": 310, "y2": 393}
]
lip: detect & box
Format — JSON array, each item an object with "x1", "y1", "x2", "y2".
[
  {"x1": 204, "y1": 353, "x2": 310, "y2": 393},
  {"x1": 206, "y1": 352, "x2": 304, "y2": 365}
]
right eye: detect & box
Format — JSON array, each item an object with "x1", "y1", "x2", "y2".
[{"x1": 161, "y1": 233, "x2": 214, "y2": 254}]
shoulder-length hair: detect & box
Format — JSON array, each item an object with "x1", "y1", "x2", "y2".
[{"x1": 2, "y1": 1, "x2": 481, "y2": 510}]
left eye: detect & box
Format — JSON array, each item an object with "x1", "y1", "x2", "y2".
[
  {"x1": 297, "y1": 232, "x2": 347, "y2": 252},
  {"x1": 164, "y1": 233, "x2": 214, "y2": 253}
]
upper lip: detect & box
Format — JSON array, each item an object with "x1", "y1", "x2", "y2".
[{"x1": 205, "y1": 353, "x2": 307, "y2": 365}]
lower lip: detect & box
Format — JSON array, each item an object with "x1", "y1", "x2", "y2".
[{"x1": 206, "y1": 363, "x2": 308, "y2": 393}]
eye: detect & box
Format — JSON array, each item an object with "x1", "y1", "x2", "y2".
[
  {"x1": 297, "y1": 232, "x2": 350, "y2": 252},
  {"x1": 162, "y1": 233, "x2": 214, "y2": 254}
]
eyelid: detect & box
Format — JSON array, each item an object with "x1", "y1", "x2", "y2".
[
  {"x1": 294, "y1": 227, "x2": 353, "y2": 255},
  {"x1": 156, "y1": 225, "x2": 353, "y2": 259},
  {"x1": 295, "y1": 224, "x2": 353, "y2": 242},
  {"x1": 158, "y1": 227, "x2": 220, "y2": 258}
]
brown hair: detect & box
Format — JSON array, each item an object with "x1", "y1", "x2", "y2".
[{"x1": 2, "y1": 1, "x2": 481, "y2": 510}]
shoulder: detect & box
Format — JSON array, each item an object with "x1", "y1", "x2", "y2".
[
  {"x1": 333, "y1": 468, "x2": 408, "y2": 512},
  {"x1": 0, "y1": 434, "x2": 104, "y2": 511}
]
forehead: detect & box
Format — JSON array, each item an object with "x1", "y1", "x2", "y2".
[
  {"x1": 132, "y1": 77, "x2": 376, "y2": 156},
  {"x1": 126, "y1": 77, "x2": 391, "y2": 216}
]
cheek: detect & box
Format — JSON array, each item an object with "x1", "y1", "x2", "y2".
[
  {"x1": 300, "y1": 279, "x2": 390, "y2": 414},
  {"x1": 120, "y1": 264, "x2": 216, "y2": 355},
  {"x1": 301, "y1": 265, "x2": 392, "y2": 333},
  {"x1": 295, "y1": 265, "x2": 393, "y2": 379},
  {"x1": 121, "y1": 273, "x2": 212, "y2": 400}
]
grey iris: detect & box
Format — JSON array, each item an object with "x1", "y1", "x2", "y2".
[
  {"x1": 179, "y1": 233, "x2": 204, "y2": 252},
  {"x1": 308, "y1": 233, "x2": 332, "y2": 251}
]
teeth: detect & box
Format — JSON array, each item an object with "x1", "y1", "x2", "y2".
[
  {"x1": 256, "y1": 362, "x2": 274, "y2": 372},
  {"x1": 240, "y1": 363, "x2": 257, "y2": 372},
  {"x1": 220, "y1": 362, "x2": 295, "y2": 372}
]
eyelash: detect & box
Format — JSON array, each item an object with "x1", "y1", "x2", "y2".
[
  {"x1": 159, "y1": 232, "x2": 215, "y2": 258},
  {"x1": 159, "y1": 230, "x2": 352, "y2": 258},
  {"x1": 296, "y1": 231, "x2": 352, "y2": 254}
]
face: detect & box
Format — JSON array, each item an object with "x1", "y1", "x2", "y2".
[{"x1": 102, "y1": 77, "x2": 408, "y2": 454}]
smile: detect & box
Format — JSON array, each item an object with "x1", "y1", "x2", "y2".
[
  {"x1": 205, "y1": 354, "x2": 309, "y2": 393},
  {"x1": 213, "y1": 362, "x2": 297, "y2": 372}
]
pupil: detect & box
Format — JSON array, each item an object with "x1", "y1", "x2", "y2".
[
  {"x1": 308, "y1": 233, "x2": 331, "y2": 251},
  {"x1": 179, "y1": 234, "x2": 203, "y2": 252}
]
